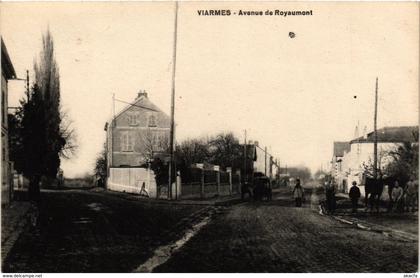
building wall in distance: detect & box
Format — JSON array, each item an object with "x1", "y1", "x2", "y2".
[{"x1": 108, "y1": 96, "x2": 170, "y2": 167}]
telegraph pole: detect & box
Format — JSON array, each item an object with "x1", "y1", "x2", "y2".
[
  {"x1": 264, "y1": 146, "x2": 267, "y2": 176},
  {"x1": 373, "y1": 77, "x2": 378, "y2": 180},
  {"x1": 243, "y1": 129, "x2": 247, "y2": 183},
  {"x1": 168, "y1": 1, "x2": 179, "y2": 200},
  {"x1": 25, "y1": 70, "x2": 30, "y2": 101}
]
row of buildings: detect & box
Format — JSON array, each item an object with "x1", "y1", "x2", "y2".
[
  {"x1": 1, "y1": 38, "x2": 17, "y2": 207},
  {"x1": 331, "y1": 125, "x2": 418, "y2": 194},
  {"x1": 104, "y1": 93, "x2": 279, "y2": 197}
]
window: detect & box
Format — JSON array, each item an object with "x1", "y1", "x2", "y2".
[
  {"x1": 2, "y1": 91, "x2": 5, "y2": 125},
  {"x1": 128, "y1": 112, "x2": 139, "y2": 126},
  {"x1": 153, "y1": 132, "x2": 168, "y2": 150},
  {"x1": 148, "y1": 114, "x2": 157, "y2": 127},
  {"x1": 121, "y1": 131, "x2": 134, "y2": 152}
]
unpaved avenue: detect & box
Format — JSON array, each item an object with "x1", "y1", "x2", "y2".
[
  {"x1": 3, "y1": 190, "x2": 206, "y2": 273},
  {"x1": 155, "y1": 189, "x2": 418, "y2": 273},
  {"x1": 4, "y1": 188, "x2": 418, "y2": 273}
]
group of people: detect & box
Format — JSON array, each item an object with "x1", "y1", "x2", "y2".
[
  {"x1": 347, "y1": 176, "x2": 418, "y2": 213},
  {"x1": 387, "y1": 177, "x2": 418, "y2": 213},
  {"x1": 290, "y1": 176, "x2": 418, "y2": 213}
]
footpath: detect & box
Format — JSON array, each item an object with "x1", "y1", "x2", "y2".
[
  {"x1": 1, "y1": 201, "x2": 37, "y2": 268},
  {"x1": 317, "y1": 190, "x2": 418, "y2": 242},
  {"x1": 90, "y1": 187, "x2": 245, "y2": 206}
]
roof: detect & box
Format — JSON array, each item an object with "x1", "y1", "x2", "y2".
[
  {"x1": 241, "y1": 143, "x2": 257, "y2": 161},
  {"x1": 1, "y1": 38, "x2": 16, "y2": 79},
  {"x1": 108, "y1": 94, "x2": 169, "y2": 125},
  {"x1": 350, "y1": 126, "x2": 418, "y2": 144},
  {"x1": 333, "y1": 142, "x2": 350, "y2": 157}
]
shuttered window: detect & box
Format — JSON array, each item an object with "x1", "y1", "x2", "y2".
[{"x1": 121, "y1": 131, "x2": 134, "y2": 152}]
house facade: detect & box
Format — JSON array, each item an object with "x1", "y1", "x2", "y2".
[
  {"x1": 1, "y1": 38, "x2": 16, "y2": 207},
  {"x1": 332, "y1": 126, "x2": 418, "y2": 194},
  {"x1": 331, "y1": 142, "x2": 350, "y2": 192},
  {"x1": 252, "y1": 142, "x2": 273, "y2": 179},
  {"x1": 105, "y1": 91, "x2": 170, "y2": 197}
]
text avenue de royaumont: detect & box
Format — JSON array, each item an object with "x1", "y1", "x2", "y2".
[{"x1": 197, "y1": 10, "x2": 313, "y2": 17}]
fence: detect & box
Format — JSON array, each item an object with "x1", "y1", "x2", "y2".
[
  {"x1": 107, "y1": 167, "x2": 158, "y2": 198},
  {"x1": 180, "y1": 168, "x2": 241, "y2": 199},
  {"x1": 106, "y1": 167, "x2": 241, "y2": 200}
]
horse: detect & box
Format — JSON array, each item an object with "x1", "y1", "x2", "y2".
[
  {"x1": 364, "y1": 177, "x2": 384, "y2": 212},
  {"x1": 253, "y1": 177, "x2": 272, "y2": 201},
  {"x1": 241, "y1": 182, "x2": 253, "y2": 200},
  {"x1": 364, "y1": 176, "x2": 399, "y2": 211}
]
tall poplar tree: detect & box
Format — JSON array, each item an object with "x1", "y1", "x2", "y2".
[{"x1": 34, "y1": 30, "x2": 67, "y2": 182}]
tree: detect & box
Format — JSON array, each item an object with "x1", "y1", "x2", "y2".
[
  {"x1": 283, "y1": 166, "x2": 312, "y2": 182},
  {"x1": 20, "y1": 84, "x2": 47, "y2": 201},
  {"x1": 8, "y1": 108, "x2": 25, "y2": 173},
  {"x1": 208, "y1": 132, "x2": 242, "y2": 171},
  {"x1": 385, "y1": 141, "x2": 419, "y2": 185},
  {"x1": 94, "y1": 143, "x2": 107, "y2": 180},
  {"x1": 175, "y1": 137, "x2": 209, "y2": 167},
  {"x1": 361, "y1": 148, "x2": 389, "y2": 179},
  {"x1": 138, "y1": 129, "x2": 169, "y2": 165},
  {"x1": 33, "y1": 30, "x2": 76, "y2": 184},
  {"x1": 313, "y1": 169, "x2": 329, "y2": 180},
  {"x1": 175, "y1": 137, "x2": 209, "y2": 183},
  {"x1": 11, "y1": 30, "x2": 76, "y2": 200}
]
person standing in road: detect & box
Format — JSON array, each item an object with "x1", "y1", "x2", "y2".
[
  {"x1": 390, "y1": 181, "x2": 403, "y2": 212},
  {"x1": 404, "y1": 176, "x2": 418, "y2": 213},
  {"x1": 349, "y1": 181, "x2": 361, "y2": 213},
  {"x1": 325, "y1": 180, "x2": 336, "y2": 213},
  {"x1": 292, "y1": 178, "x2": 305, "y2": 207}
]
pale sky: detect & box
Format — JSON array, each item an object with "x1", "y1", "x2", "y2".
[{"x1": 1, "y1": 2, "x2": 418, "y2": 178}]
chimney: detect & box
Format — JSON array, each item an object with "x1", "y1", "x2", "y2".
[
  {"x1": 254, "y1": 141, "x2": 259, "y2": 147},
  {"x1": 137, "y1": 89, "x2": 148, "y2": 99}
]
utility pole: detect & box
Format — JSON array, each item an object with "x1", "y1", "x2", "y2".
[
  {"x1": 264, "y1": 146, "x2": 267, "y2": 176},
  {"x1": 168, "y1": 1, "x2": 179, "y2": 200},
  {"x1": 373, "y1": 77, "x2": 378, "y2": 180},
  {"x1": 243, "y1": 129, "x2": 247, "y2": 183},
  {"x1": 25, "y1": 70, "x2": 30, "y2": 101}
]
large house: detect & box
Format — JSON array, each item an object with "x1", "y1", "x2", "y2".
[
  {"x1": 1, "y1": 38, "x2": 16, "y2": 207},
  {"x1": 104, "y1": 90, "x2": 170, "y2": 197},
  {"x1": 332, "y1": 126, "x2": 418, "y2": 194},
  {"x1": 331, "y1": 141, "x2": 350, "y2": 191}
]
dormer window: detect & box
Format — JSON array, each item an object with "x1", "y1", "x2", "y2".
[{"x1": 148, "y1": 114, "x2": 157, "y2": 127}]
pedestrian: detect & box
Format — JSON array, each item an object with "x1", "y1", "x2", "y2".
[
  {"x1": 390, "y1": 181, "x2": 403, "y2": 212},
  {"x1": 325, "y1": 180, "x2": 336, "y2": 213},
  {"x1": 404, "y1": 176, "x2": 418, "y2": 213},
  {"x1": 349, "y1": 181, "x2": 361, "y2": 213},
  {"x1": 140, "y1": 182, "x2": 149, "y2": 197},
  {"x1": 292, "y1": 178, "x2": 305, "y2": 207}
]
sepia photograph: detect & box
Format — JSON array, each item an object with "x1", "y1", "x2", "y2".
[{"x1": 0, "y1": 1, "x2": 418, "y2": 274}]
